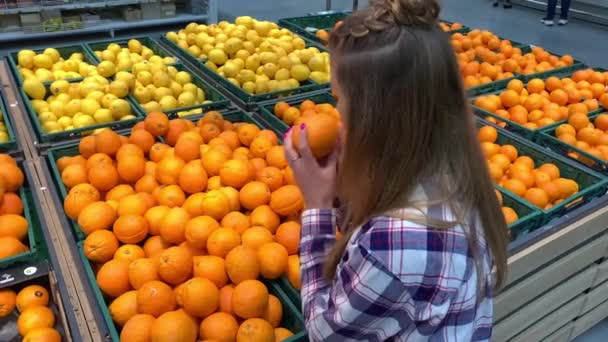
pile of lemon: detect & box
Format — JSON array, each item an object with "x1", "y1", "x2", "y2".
[
  {"x1": 166, "y1": 16, "x2": 330, "y2": 94},
  {"x1": 16, "y1": 48, "x2": 98, "y2": 83}
]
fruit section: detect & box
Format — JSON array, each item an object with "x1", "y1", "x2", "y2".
[{"x1": 0, "y1": 12, "x2": 606, "y2": 342}]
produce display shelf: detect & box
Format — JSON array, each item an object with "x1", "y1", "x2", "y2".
[
  {"x1": 257, "y1": 91, "x2": 336, "y2": 135},
  {"x1": 20, "y1": 79, "x2": 144, "y2": 145},
  {"x1": 159, "y1": 35, "x2": 330, "y2": 106},
  {"x1": 128, "y1": 63, "x2": 233, "y2": 118},
  {"x1": 538, "y1": 111, "x2": 608, "y2": 173},
  {"x1": 0, "y1": 260, "x2": 69, "y2": 342},
  {"x1": 278, "y1": 12, "x2": 349, "y2": 44},
  {"x1": 0, "y1": 90, "x2": 18, "y2": 153},
  {"x1": 84, "y1": 36, "x2": 178, "y2": 65},
  {"x1": 478, "y1": 119, "x2": 608, "y2": 225},
  {"x1": 7, "y1": 43, "x2": 99, "y2": 86}
]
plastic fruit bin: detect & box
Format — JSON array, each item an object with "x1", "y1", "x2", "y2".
[
  {"x1": 7, "y1": 44, "x2": 99, "y2": 86},
  {"x1": 278, "y1": 12, "x2": 349, "y2": 43},
  {"x1": 515, "y1": 46, "x2": 585, "y2": 82}
]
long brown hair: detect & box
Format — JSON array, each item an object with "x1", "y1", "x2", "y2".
[{"x1": 324, "y1": 0, "x2": 508, "y2": 291}]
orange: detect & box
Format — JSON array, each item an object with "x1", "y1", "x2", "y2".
[
  {"x1": 221, "y1": 211, "x2": 250, "y2": 234},
  {"x1": 237, "y1": 318, "x2": 275, "y2": 342},
  {"x1": 199, "y1": 111, "x2": 225, "y2": 128},
  {"x1": 512, "y1": 168, "x2": 534, "y2": 188},
  {"x1": 95, "y1": 130, "x2": 122, "y2": 157},
  {"x1": 144, "y1": 111, "x2": 170, "y2": 136},
  {"x1": 509, "y1": 105, "x2": 529, "y2": 124},
  {"x1": 157, "y1": 184, "x2": 186, "y2": 207},
  {"x1": 238, "y1": 124, "x2": 261, "y2": 147},
  {"x1": 149, "y1": 310, "x2": 198, "y2": 341},
  {"x1": 256, "y1": 166, "x2": 284, "y2": 191},
  {"x1": 156, "y1": 156, "x2": 186, "y2": 185},
  {"x1": 220, "y1": 159, "x2": 252, "y2": 189},
  {"x1": 533, "y1": 170, "x2": 552, "y2": 187},
  {"x1": 232, "y1": 280, "x2": 269, "y2": 319},
  {"x1": 503, "y1": 178, "x2": 527, "y2": 197},
  {"x1": 526, "y1": 79, "x2": 545, "y2": 94},
  {"x1": 193, "y1": 255, "x2": 229, "y2": 288},
  {"x1": 487, "y1": 163, "x2": 503, "y2": 183},
  {"x1": 507, "y1": 79, "x2": 524, "y2": 93},
  {"x1": 481, "y1": 142, "x2": 500, "y2": 158},
  {"x1": 175, "y1": 136, "x2": 202, "y2": 161},
  {"x1": 22, "y1": 327, "x2": 62, "y2": 342},
  {"x1": 595, "y1": 114, "x2": 608, "y2": 131},
  {"x1": 164, "y1": 119, "x2": 191, "y2": 146},
  {"x1": 200, "y1": 312, "x2": 239, "y2": 342},
  {"x1": 568, "y1": 113, "x2": 590, "y2": 131},
  {"x1": 274, "y1": 101, "x2": 289, "y2": 118},
  {"x1": 185, "y1": 215, "x2": 220, "y2": 249},
  {"x1": 600, "y1": 94, "x2": 608, "y2": 109},
  {"x1": 554, "y1": 178, "x2": 579, "y2": 199},
  {"x1": 130, "y1": 129, "x2": 155, "y2": 154},
  {"x1": 524, "y1": 188, "x2": 549, "y2": 208},
  {"x1": 106, "y1": 184, "x2": 135, "y2": 202},
  {"x1": 275, "y1": 221, "x2": 301, "y2": 255},
  {"x1": 159, "y1": 207, "x2": 190, "y2": 244},
  {"x1": 275, "y1": 327, "x2": 295, "y2": 341},
  {"x1": 499, "y1": 145, "x2": 518, "y2": 162},
  {"x1": 239, "y1": 181, "x2": 271, "y2": 210},
  {"x1": 182, "y1": 277, "x2": 220, "y2": 318},
  {"x1": 578, "y1": 127, "x2": 601, "y2": 146},
  {"x1": 263, "y1": 294, "x2": 283, "y2": 328},
  {"x1": 0, "y1": 289, "x2": 16, "y2": 318},
  {"x1": 478, "y1": 126, "x2": 498, "y2": 143},
  {"x1": 63, "y1": 183, "x2": 101, "y2": 220},
  {"x1": 0, "y1": 214, "x2": 28, "y2": 240},
  {"x1": 219, "y1": 285, "x2": 235, "y2": 315},
  {"x1": 555, "y1": 124, "x2": 576, "y2": 137},
  {"x1": 225, "y1": 245, "x2": 260, "y2": 284},
  {"x1": 514, "y1": 156, "x2": 535, "y2": 170},
  {"x1": 219, "y1": 130, "x2": 242, "y2": 150},
  {"x1": 549, "y1": 89, "x2": 568, "y2": 106},
  {"x1": 119, "y1": 314, "x2": 155, "y2": 342},
  {"x1": 201, "y1": 190, "x2": 231, "y2": 220},
  {"x1": 113, "y1": 244, "x2": 145, "y2": 263},
  {"x1": 144, "y1": 205, "x2": 170, "y2": 236},
  {"x1": 113, "y1": 215, "x2": 149, "y2": 244},
  {"x1": 136, "y1": 280, "x2": 176, "y2": 317},
  {"x1": 568, "y1": 103, "x2": 589, "y2": 116},
  {"x1": 16, "y1": 285, "x2": 49, "y2": 312},
  {"x1": 109, "y1": 290, "x2": 138, "y2": 327},
  {"x1": 250, "y1": 137, "x2": 273, "y2": 158},
  {"x1": 158, "y1": 246, "x2": 193, "y2": 285},
  {"x1": 0, "y1": 192, "x2": 24, "y2": 215},
  {"x1": 128, "y1": 258, "x2": 159, "y2": 290},
  {"x1": 287, "y1": 255, "x2": 301, "y2": 289},
  {"x1": 207, "y1": 227, "x2": 241, "y2": 258},
  {"x1": 502, "y1": 207, "x2": 519, "y2": 225},
  {"x1": 220, "y1": 186, "x2": 241, "y2": 212},
  {"x1": 258, "y1": 242, "x2": 289, "y2": 279},
  {"x1": 116, "y1": 144, "x2": 145, "y2": 161},
  {"x1": 292, "y1": 113, "x2": 340, "y2": 159},
  {"x1": 179, "y1": 160, "x2": 208, "y2": 194},
  {"x1": 250, "y1": 205, "x2": 281, "y2": 233},
  {"x1": 545, "y1": 76, "x2": 562, "y2": 92},
  {"x1": 84, "y1": 230, "x2": 119, "y2": 263},
  {"x1": 88, "y1": 164, "x2": 119, "y2": 192},
  {"x1": 489, "y1": 154, "x2": 511, "y2": 171},
  {"x1": 539, "y1": 181, "x2": 560, "y2": 202},
  {"x1": 199, "y1": 123, "x2": 222, "y2": 143},
  {"x1": 265, "y1": 146, "x2": 288, "y2": 169},
  {"x1": 17, "y1": 306, "x2": 55, "y2": 336},
  {"x1": 61, "y1": 164, "x2": 88, "y2": 188}
]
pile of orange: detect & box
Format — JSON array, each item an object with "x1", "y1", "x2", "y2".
[
  {"x1": 273, "y1": 99, "x2": 340, "y2": 125},
  {"x1": 479, "y1": 125, "x2": 580, "y2": 209},
  {"x1": 440, "y1": 21, "x2": 463, "y2": 32},
  {"x1": 58, "y1": 111, "x2": 304, "y2": 341},
  {"x1": 0, "y1": 154, "x2": 30, "y2": 260},
  {"x1": 452, "y1": 29, "x2": 575, "y2": 88},
  {"x1": 476, "y1": 70, "x2": 608, "y2": 130},
  {"x1": 0, "y1": 284, "x2": 62, "y2": 340},
  {"x1": 553, "y1": 112, "x2": 608, "y2": 163}
]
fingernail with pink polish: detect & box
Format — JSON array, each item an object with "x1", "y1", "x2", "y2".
[{"x1": 300, "y1": 123, "x2": 306, "y2": 130}]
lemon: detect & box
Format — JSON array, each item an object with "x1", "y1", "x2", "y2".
[
  {"x1": 267, "y1": 80, "x2": 279, "y2": 92},
  {"x1": 235, "y1": 16, "x2": 255, "y2": 29},
  {"x1": 31, "y1": 100, "x2": 49, "y2": 113},
  {"x1": 101, "y1": 94, "x2": 119, "y2": 109},
  {"x1": 225, "y1": 37, "x2": 244, "y2": 55},
  {"x1": 172, "y1": 71, "x2": 191, "y2": 86},
  {"x1": 57, "y1": 116, "x2": 73, "y2": 128},
  {"x1": 81, "y1": 99, "x2": 102, "y2": 116},
  {"x1": 86, "y1": 91, "x2": 105, "y2": 103},
  {"x1": 110, "y1": 99, "x2": 131, "y2": 119},
  {"x1": 308, "y1": 55, "x2": 326, "y2": 72},
  {"x1": 159, "y1": 96, "x2": 178, "y2": 111},
  {"x1": 132, "y1": 61, "x2": 151, "y2": 74},
  {"x1": 107, "y1": 43, "x2": 121, "y2": 54},
  {"x1": 34, "y1": 69, "x2": 54, "y2": 83},
  {"x1": 33, "y1": 54, "x2": 53, "y2": 69},
  {"x1": 18, "y1": 54, "x2": 34, "y2": 69},
  {"x1": 43, "y1": 121, "x2": 62, "y2": 133},
  {"x1": 67, "y1": 84, "x2": 82, "y2": 99},
  {"x1": 182, "y1": 83, "x2": 197, "y2": 95},
  {"x1": 275, "y1": 68, "x2": 290, "y2": 81},
  {"x1": 109, "y1": 80, "x2": 129, "y2": 98},
  {"x1": 136, "y1": 71, "x2": 153, "y2": 86},
  {"x1": 235, "y1": 50, "x2": 250, "y2": 62},
  {"x1": 55, "y1": 93, "x2": 71, "y2": 104},
  {"x1": 196, "y1": 88, "x2": 206, "y2": 102},
  {"x1": 39, "y1": 112, "x2": 58, "y2": 122},
  {"x1": 115, "y1": 72, "x2": 135, "y2": 89},
  {"x1": 154, "y1": 87, "x2": 173, "y2": 102},
  {"x1": 73, "y1": 114, "x2": 96, "y2": 128},
  {"x1": 94, "y1": 108, "x2": 114, "y2": 123},
  {"x1": 65, "y1": 99, "x2": 81, "y2": 117},
  {"x1": 141, "y1": 48, "x2": 154, "y2": 60},
  {"x1": 0, "y1": 132, "x2": 8, "y2": 142},
  {"x1": 227, "y1": 78, "x2": 240, "y2": 87},
  {"x1": 254, "y1": 80, "x2": 269, "y2": 94},
  {"x1": 43, "y1": 48, "x2": 60, "y2": 63},
  {"x1": 49, "y1": 80, "x2": 69, "y2": 96},
  {"x1": 223, "y1": 61, "x2": 239, "y2": 78},
  {"x1": 238, "y1": 69, "x2": 256, "y2": 84},
  {"x1": 205, "y1": 61, "x2": 218, "y2": 72},
  {"x1": 153, "y1": 71, "x2": 171, "y2": 88},
  {"x1": 290, "y1": 64, "x2": 311, "y2": 82},
  {"x1": 134, "y1": 87, "x2": 152, "y2": 103},
  {"x1": 79, "y1": 82, "x2": 101, "y2": 97},
  {"x1": 208, "y1": 49, "x2": 227, "y2": 65},
  {"x1": 128, "y1": 39, "x2": 142, "y2": 54},
  {"x1": 310, "y1": 71, "x2": 329, "y2": 84},
  {"x1": 177, "y1": 92, "x2": 196, "y2": 107},
  {"x1": 260, "y1": 52, "x2": 278, "y2": 65},
  {"x1": 142, "y1": 101, "x2": 161, "y2": 113},
  {"x1": 97, "y1": 61, "x2": 116, "y2": 77},
  {"x1": 263, "y1": 63, "x2": 278, "y2": 78},
  {"x1": 101, "y1": 50, "x2": 116, "y2": 62},
  {"x1": 169, "y1": 82, "x2": 183, "y2": 97},
  {"x1": 245, "y1": 55, "x2": 261, "y2": 71},
  {"x1": 242, "y1": 81, "x2": 255, "y2": 94},
  {"x1": 49, "y1": 100, "x2": 65, "y2": 117},
  {"x1": 166, "y1": 31, "x2": 179, "y2": 42},
  {"x1": 23, "y1": 78, "x2": 46, "y2": 100},
  {"x1": 287, "y1": 78, "x2": 300, "y2": 88}
]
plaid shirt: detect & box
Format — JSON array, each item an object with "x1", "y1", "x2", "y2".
[{"x1": 299, "y1": 186, "x2": 494, "y2": 341}]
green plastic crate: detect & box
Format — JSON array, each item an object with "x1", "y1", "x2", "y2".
[
  {"x1": 257, "y1": 91, "x2": 336, "y2": 135},
  {"x1": 77, "y1": 241, "x2": 306, "y2": 342},
  {"x1": 477, "y1": 119, "x2": 608, "y2": 225},
  {"x1": 130, "y1": 63, "x2": 231, "y2": 118},
  {"x1": 21, "y1": 79, "x2": 144, "y2": 144},
  {"x1": 7, "y1": 44, "x2": 98, "y2": 86},
  {"x1": 538, "y1": 111, "x2": 608, "y2": 173},
  {"x1": 0, "y1": 91, "x2": 18, "y2": 153},
  {"x1": 497, "y1": 187, "x2": 542, "y2": 240},
  {"x1": 472, "y1": 67, "x2": 607, "y2": 139},
  {"x1": 516, "y1": 47, "x2": 585, "y2": 82},
  {"x1": 467, "y1": 76, "x2": 519, "y2": 97},
  {"x1": 160, "y1": 35, "x2": 330, "y2": 104},
  {"x1": 85, "y1": 37, "x2": 178, "y2": 65},
  {"x1": 278, "y1": 12, "x2": 349, "y2": 43}
]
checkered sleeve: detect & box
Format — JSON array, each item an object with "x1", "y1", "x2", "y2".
[{"x1": 299, "y1": 213, "x2": 411, "y2": 341}]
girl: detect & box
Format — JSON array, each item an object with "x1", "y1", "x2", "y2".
[{"x1": 284, "y1": 0, "x2": 509, "y2": 340}]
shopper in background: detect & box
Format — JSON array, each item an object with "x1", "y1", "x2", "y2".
[
  {"x1": 493, "y1": 0, "x2": 512, "y2": 9},
  {"x1": 283, "y1": 0, "x2": 509, "y2": 340},
  {"x1": 542, "y1": 0, "x2": 572, "y2": 26}
]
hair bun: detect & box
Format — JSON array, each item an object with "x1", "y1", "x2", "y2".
[{"x1": 378, "y1": 0, "x2": 440, "y2": 26}]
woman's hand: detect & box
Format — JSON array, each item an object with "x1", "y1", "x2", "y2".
[{"x1": 284, "y1": 124, "x2": 340, "y2": 209}]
